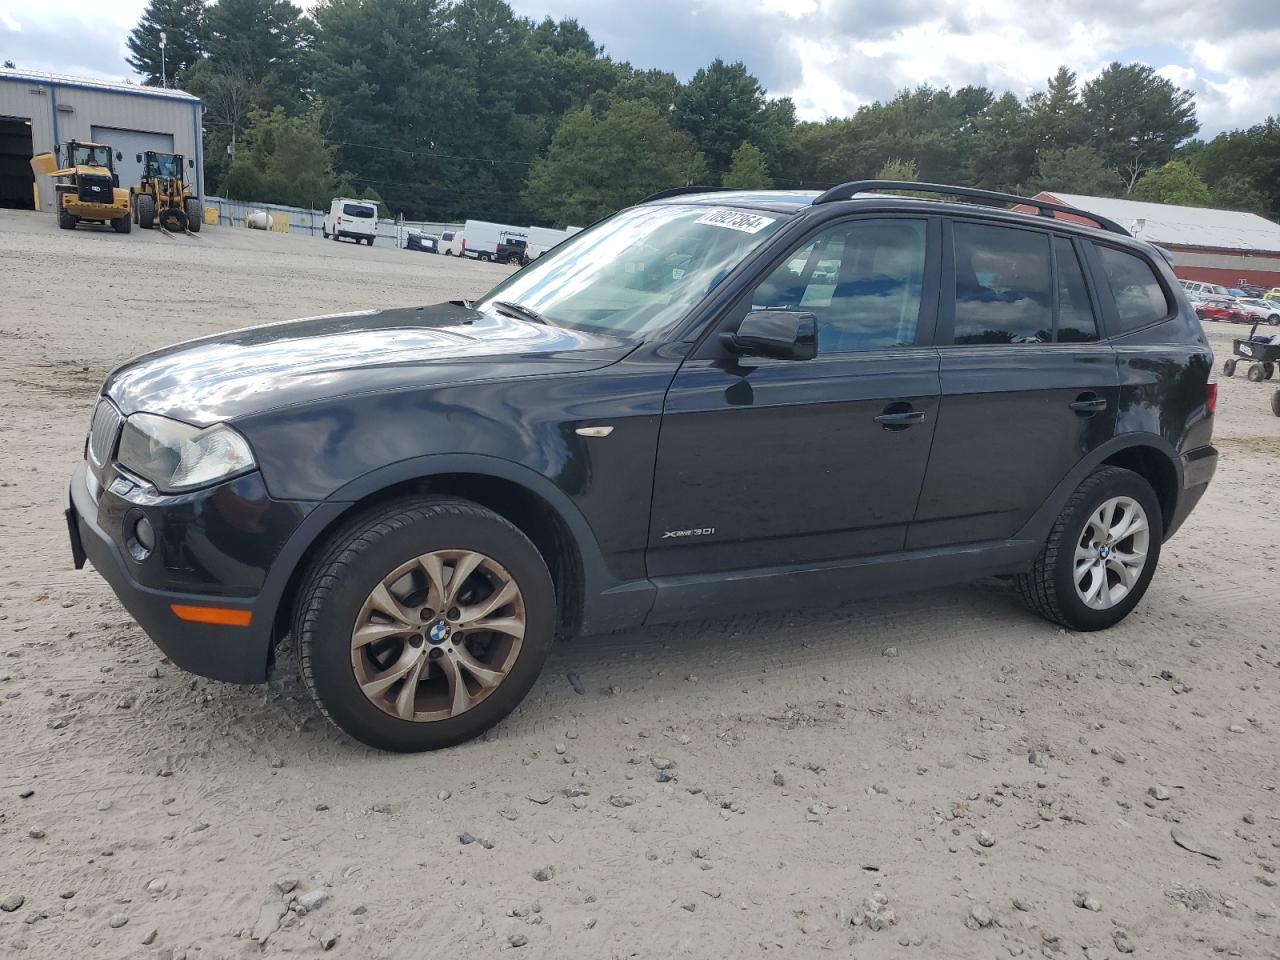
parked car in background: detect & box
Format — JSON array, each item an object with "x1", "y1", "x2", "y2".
[
  {"x1": 495, "y1": 236, "x2": 528, "y2": 265},
  {"x1": 441, "y1": 229, "x2": 464, "y2": 257},
  {"x1": 66, "y1": 182, "x2": 1217, "y2": 752},
  {"x1": 525, "y1": 225, "x2": 583, "y2": 261},
  {"x1": 1193, "y1": 299, "x2": 1245, "y2": 323},
  {"x1": 1265, "y1": 288, "x2": 1280, "y2": 302},
  {"x1": 1235, "y1": 298, "x2": 1280, "y2": 325},
  {"x1": 405, "y1": 231, "x2": 438, "y2": 253},
  {"x1": 323, "y1": 198, "x2": 379, "y2": 245},
  {"x1": 1183, "y1": 280, "x2": 1232, "y2": 300}
]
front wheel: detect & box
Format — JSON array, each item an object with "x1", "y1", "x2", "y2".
[
  {"x1": 1248, "y1": 363, "x2": 1265, "y2": 382},
  {"x1": 186, "y1": 198, "x2": 202, "y2": 232},
  {"x1": 1016, "y1": 466, "x2": 1163, "y2": 631},
  {"x1": 295, "y1": 496, "x2": 555, "y2": 752},
  {"x1": 1223, "y1": 358, "x2": 1237, "y2": 377},
  {"x1": 1269, "y1": 315, "x2": 1280, "y2": 326},
  {"x1": 1272, "y1": 390, "x2": 1280, "y2": 417}
]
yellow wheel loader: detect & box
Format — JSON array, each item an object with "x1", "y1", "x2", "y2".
[
  {"x1": 130, "y1": 150, "x2": 201, "y2": 233},
  {"x1": 30, "y1": 141, "x2": 131, "y2": 233}
]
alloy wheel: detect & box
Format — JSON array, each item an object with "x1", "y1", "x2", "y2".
[
  {"x1": 1073, "y1": 496, "x2": 1150, "y2": 610},
  {"x1": 350, "y1": 550, "x2": 526, "y2": 722}
]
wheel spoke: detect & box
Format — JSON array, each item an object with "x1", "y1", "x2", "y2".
[
  {"x1": 417, "y1": 553, "x2": 449, "y2": 610},
  {"x1": 1111, "y1": 511, "x2": 1147, "y2": 544},
  {"x1": 459, "y1": 577, "x2": 519, "y2": 624},
  {"x1": 360, "y1": 654, "x2": 420, "y2": 698},
  {"x1": 1107, "y1": 557, "x2": 1136, "y2": 590},
  {"x1": 352, "y1": 620, "x2": 414, "y2": 648},
  {"x1": 438, "y1": 652, "x2": 471, "y2": 716},
  {"x1": 392, "y1": 656, "x2": 426, "y2": 720},
  {"x1": 457, "y1": 615, "x2": 525, "y2": 639},
  {"x1": 367, "y1": 583, "x2": 416, "y2": 628},
  {"x1": 455, "y1": 647, "x2": 507, "y2": 689},
  {"x1": 446, "y1": 552, "x2": 484, "y2": 607},
  {"x1": 1080, "y1": 563, "x2": 1105, "y2": 605}
]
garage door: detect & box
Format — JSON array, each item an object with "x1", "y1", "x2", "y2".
[
  {"x1": 0, "y1": 115, "x2": 35, "y2": 210},
  {"x1": 91, "y1": 126, "x2": 174, "y2": 193}
]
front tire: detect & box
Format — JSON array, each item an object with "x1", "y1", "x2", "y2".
[
  {"x1": 1223, "y1": 358, "x2": 1237, "y2": 377},
  {"x1": 1016, "y1": 466, "x2": 1163, "y2": 631},
  {"x1": 136, "y1": 193, "x2": 156, "y2": 230},
  {"x1": 295, "y1": 496, "x2": 555, "y2": 752},
  {"x1": 186, "y1": 198, "x2": 202, "y2": 232},
  {"x1": 1272, "y1": 390, "x2": 1280, "y2": 417}
]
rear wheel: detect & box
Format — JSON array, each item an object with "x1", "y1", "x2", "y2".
[
  {"x1": 1248, "y1": 363, "x2": 1265, "y2": 382},
  {"x1": 1269, "y1": 315, "x2": 1280, "y2": 326},
  {"x1": 1272, "y1": 390, "x2": 1280, "y2": 417},
  {"x1": 186, "y1": 198, "x2": 202, "y2": 233},
  {"x1": 136, "y1": 193, "x2": 156, "y2": 230},
  {"x1": 1223, "y1": 358, "x2": 1237, "y2": 377},
  {"x1": 295, "y1": 496, "x2": 555, "y2": 752},
  {"x1": 58, "y1": 205, "x2": 77, "y2": 230},
  {"x1": 112, "y1": 212, "x2": 131, "y2": 233},
  {"x1": 1017, "y1": 466, "x2": 1162, "y2": 631},
  {"x1": 1265, "y1": 363, "x2": 1276, "y2": 380}
]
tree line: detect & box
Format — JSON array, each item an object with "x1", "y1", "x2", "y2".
[{"x1": 126, "y1": 0, "x2": 1280, "y2": 226}]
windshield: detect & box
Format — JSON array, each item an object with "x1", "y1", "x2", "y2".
[
  {"x1": 69, "y1": 144, "x2": 111, "y2": 168},
  {"x1": 343, "y1": 203, "x2": 376, "y2": 218},
  {"x1": 478, "y1": 204, "x2": 786, "y2": 337},
  {"x1": 149, "y1": 153, "x2": 179, "y2": 178}
]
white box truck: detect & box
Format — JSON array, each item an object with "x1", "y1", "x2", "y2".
[
  {"x1": 323, "y1": 198, "x2": 379, "y2": 245},
  {"x1": 460, "y1": 220, "x2": 529, "y2": 262},
  {"x1": 525, "y1": 225, "x2": 582, "y2": 261}
]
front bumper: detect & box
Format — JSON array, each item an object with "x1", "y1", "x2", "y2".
[{"x1": 66, "y1": 461, "x2": 299, "y2": 683}]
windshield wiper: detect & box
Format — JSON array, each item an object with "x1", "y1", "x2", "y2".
[{"x1": 491, "y1": 300, "x2": 553, "y2": 326}]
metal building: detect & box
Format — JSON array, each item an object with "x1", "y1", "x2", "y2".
[
  {"x1": 0, "y1": 68, "x2": 203, "y2": 214},
  {"x1": 1033, "y1": 191, "x2": 1280, "y2": 289}
]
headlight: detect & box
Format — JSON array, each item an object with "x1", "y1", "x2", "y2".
[{"x1": 117, "y1": 413, "x2": 256, "y2": 493}]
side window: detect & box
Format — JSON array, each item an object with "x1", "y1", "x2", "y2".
[
  {"x1": 750, "y1": 219, "x2": 926, "y2": 354},
  {"x1": 1054, "y1": 237, "x2": 1098, "y2": 343},
  {"x1": 952, "y1": 223, "x2": 1053, "y2": 344},
  {"x1": 1095, "y1": 245, "x2": 1172, "y2": 332}
]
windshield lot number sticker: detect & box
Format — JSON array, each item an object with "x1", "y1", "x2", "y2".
[{"x1": 696, "y1": 210, "x2": 776, "y2": 234}]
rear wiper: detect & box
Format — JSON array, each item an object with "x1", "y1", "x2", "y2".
[{"x1": 491, "y1": 300, "x2": 553, "y2": 326}]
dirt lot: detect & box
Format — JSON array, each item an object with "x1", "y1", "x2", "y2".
[{"x1": 0, "y1": 208, "x2": 1277, "y2": 960}]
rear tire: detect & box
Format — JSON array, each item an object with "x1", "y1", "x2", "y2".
[
  {"x1": 295, "y1": 496, "x2": 556, "y2": 752},
  {"x1": 1272, "y1": 390, "x2": 1280, "y2": 417},
  {"x1": 1248, "y1": 363, "x2": 1265, "y2": 382},
  {"x1": 58, "y1": 206, "x2": 76, "y2": 230},
  {"x1": 1223, "y1": 358, "x2": 1237, "y2": 377},
  {"x1": 1016, "y1": 466, "x2": 1163, "y2": 632},
  {"x1": 136, "y1": 193, "x2": 156, "y2": 230},
  {"x1": 186, "y1": 198, "x2": 202, "y2": 232},
  {"x1": 112, "y1": 213, "x2": 131, "y2": 233}
]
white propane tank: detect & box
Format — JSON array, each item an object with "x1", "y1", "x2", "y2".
[{"x1": 246, "y1": 210, "x2": 273, "y2": 230}]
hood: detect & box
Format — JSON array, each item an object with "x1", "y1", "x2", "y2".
[{"x1": 105, "y1": 302, "x2": 631, "y2": 424}]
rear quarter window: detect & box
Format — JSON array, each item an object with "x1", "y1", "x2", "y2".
[{"x1": 1095, "y1": 245, "x2": 1172, "y2": 332}]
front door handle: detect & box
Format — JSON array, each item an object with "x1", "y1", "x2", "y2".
[
  {"x1": 1069, "y1": 393, "x2": 1108, "y2": 415},
  {"x1": 874, "y1": 404, "x2": 927, "y2": 430}
]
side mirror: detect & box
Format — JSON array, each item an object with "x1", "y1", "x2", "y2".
[
  {"x1": 721, "y1": 310, "x2": 817, "y2": 361},
  {"x1": 188, "y1": 158, "x2": 195, "y2": 168},
  {"x1": 136, "y1": 153, "x2": 142, "y2": 163},
  {"x1": 116, "y1": 151, "x2": 123, "y2": 161}
]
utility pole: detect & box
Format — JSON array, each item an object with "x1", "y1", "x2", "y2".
[{"x1": 159, "y1": 31, "x2": 167, "y2": 88}]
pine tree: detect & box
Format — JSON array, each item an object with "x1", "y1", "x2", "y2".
[{"x1": 126, "y1": 0, "x2": 205, "y2": 87}]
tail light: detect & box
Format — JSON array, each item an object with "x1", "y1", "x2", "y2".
[
  {"x1": 461, "y1": 238, "x2": 466, "y2": 250},
  {"x1": 1206, "y1": 375, "x2": 1218, "y2": 414},
  {"x1": 336, "y1": 216, "x2": 344, "y2": 225}
]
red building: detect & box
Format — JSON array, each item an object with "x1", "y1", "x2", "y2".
[{"x1": 1032, "y1": 192, "x2": 1280, "y2": 290}]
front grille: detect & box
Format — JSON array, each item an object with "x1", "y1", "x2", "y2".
[
  {"x1": 77, "y1": 174, "x2": 113, "y2": 204},
  {"x1": 87, "y1": 399, "x2": 123, "y2": 468}
]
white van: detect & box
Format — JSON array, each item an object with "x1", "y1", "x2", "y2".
[
  {"x1": 323, "y1": 198, "x2": 379, "y2": 245},
  {"x1": 460, "y1": 220, "x2": 529, "y2": 262},
  {"x1": 441, "y1": 229, "x2": 465, "y2": 257},
  {"x1": 525, "y1": 225, "x2": 582, "y2": 261}
]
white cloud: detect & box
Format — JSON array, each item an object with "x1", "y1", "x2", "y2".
[{"x1": 4, "y1": 0, "x2": 1279, "y2": 134}]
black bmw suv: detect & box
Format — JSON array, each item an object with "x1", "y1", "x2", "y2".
[{"x1": 66, "y1": 182, "x2": 1217, "y2": 751}]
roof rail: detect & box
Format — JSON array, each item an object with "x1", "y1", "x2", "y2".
[
  {"x1": 639, "y1": 185, "x2": 733, "y2": 204},
  {"x1": 812, "y1": 180, "x2": 1131, "y2": 237}
]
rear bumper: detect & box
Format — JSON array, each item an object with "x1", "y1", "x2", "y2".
[
  {"x1": 337, "y1": 230, "x2": 374, "y2": 241},
  {"x1": 67, "y1": 462, "x2": 278, "y2": 683},
  {"x1": 1167, "y1": 444, "x2": 1217, "y2": 538}
]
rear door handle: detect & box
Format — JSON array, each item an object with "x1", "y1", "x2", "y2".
[
  {"x1": 874, "y1": 407, "x2": 927, "y2": 430},
  {"x1": 1069, "y1": 394, "x2": 1108, "y2": 415}
]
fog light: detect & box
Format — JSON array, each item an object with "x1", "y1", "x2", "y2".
[{"x1": 127, "y1": 515, "x2": 155, "y2": 561}]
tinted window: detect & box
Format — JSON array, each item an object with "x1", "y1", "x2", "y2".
[
  {"x1": 1096, "y1": 245, "x2": 1171, "y2": 331},
  {"x1": 952, "y1": 223, "x2": 1053, "y2": 344},
  {"x1": 750, "y1": 219, "x2": 926, "y2": 353},
  {"x1": 441, "y1": 231, "x2": 454, "y2": 241},
  {"x1": 343, "y1": 203, "x2": 375, "y2": 218},
  {"x1": 1054, "y1": 237, "x2": 1098, "y2": 343}
]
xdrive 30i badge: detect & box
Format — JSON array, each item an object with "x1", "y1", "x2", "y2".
[{"x1": 661, "y1": 527, "x2": 716, "y2": 539}]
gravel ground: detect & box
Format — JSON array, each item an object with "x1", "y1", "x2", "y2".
[{"x1": 1, "y1": 208, "x2": 1277, "y2": 959}]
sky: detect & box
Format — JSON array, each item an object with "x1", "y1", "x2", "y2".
[{"x1": 2, "y1": 0, "x2": 1278, "y2": 138}]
